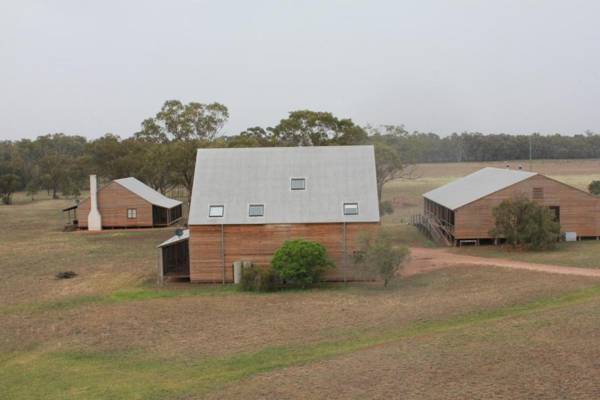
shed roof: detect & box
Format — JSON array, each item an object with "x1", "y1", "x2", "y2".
[
  {"x1": 188, "y1": 145, "x2": 380, "y2": 225},
  {"x1": 423, "y1": 167, "x2": 537, "y2": 210},
  {"x1": 157, "y1": 229, "x2": 189, "y2": 248},
  {"x1": 114, "y1": 177, "x2": 182, "y2": 209}
]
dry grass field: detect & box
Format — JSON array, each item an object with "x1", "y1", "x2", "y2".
[{"x1": 2, "y1": 160, "x2": 600, "y2": 399}]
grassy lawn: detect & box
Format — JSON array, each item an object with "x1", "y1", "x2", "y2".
[
  {"x1": 453, "y1": 241, "x2": 600, "y2": 269},
  {"x1": 2, "y1": 159, "x2": 600, "y2": 399}
]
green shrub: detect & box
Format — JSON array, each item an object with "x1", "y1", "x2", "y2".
[
  {"x1": 239, "y1": 265, "x2": 279, "y2": 292},
  {"x1": 271, "y1": 239, "x2": 334, "y2": 287},
  {"x1": 491, "y1": 196, "x2": 561, "y2": 250}
]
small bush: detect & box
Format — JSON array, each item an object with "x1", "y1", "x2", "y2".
[
  {"x1": 271, "y1": 239, "x2": 334, "y2": 287},
  {"x1": 379, "y1": 200, "x2": 394, "y2": 216},
  {"x1": 56, "y1": 271, "x2": 77, "y2": 279},
  {"x1": 239, "y1": 265, "x2": 279, "y2": 292},
  {"x1": 353, "y1": 229, "x2": 410, "y2": 287},
  {"x1": 239, "y1": 267, "x2": 259, "y2": 291}
]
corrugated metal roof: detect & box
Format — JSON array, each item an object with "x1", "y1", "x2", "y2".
[
  {"x1": 114, "y1": 177, "x2": 182, "y2": 209},
  {"x1": 157, "y1": 229, "x2": 189, "y2": 248},
  {"x1": 423, "y1": 167, "x2": 537, "y2": 210},
  {"x1": 188, "y1": 146, "x2": 380, "y2": 225}
]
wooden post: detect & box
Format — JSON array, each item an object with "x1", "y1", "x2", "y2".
[
  {"x1": 156, "y1": 248, "x2": 164, "y2": 286},
  {"x1": 221, "y1": 224, "x2": 225, "y2": 284},
  {"x1": 342, "y1": 222, "x2": 347, "y2": 283}
]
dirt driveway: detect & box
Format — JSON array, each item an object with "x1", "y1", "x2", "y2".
[{"x1": 405, "y1": 247, "x2": 600, "y2": 278}]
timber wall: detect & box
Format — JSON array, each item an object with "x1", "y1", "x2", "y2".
[
  {"x1": 78, "y1": 182, "x2": 154, "y2": 228},
  {"x1": 188, "y1": 223, "x2": 379, "y2": 283},
  {"x1": 454, "y1": 175, "x2": 600, "y2": 239}
]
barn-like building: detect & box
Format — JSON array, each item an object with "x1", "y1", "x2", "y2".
[
  {"x1": 72, "y1": 176, "x2": 183, "y2": 229},
  {"x1": 158, "y1": 146, "x2": 380, "y2": 283},
  {"x1": 422, "y1": 167, "x2": 600, "y2": 245}
]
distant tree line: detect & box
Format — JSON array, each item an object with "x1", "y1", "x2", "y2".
[{"x1": 1, "y1": 99, "x2": 599, "y2": 205}]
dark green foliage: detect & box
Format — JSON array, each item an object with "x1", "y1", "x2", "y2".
[
  {"x1": 269, "y1": 110, "x2": 368, "y2": 146},
  {"x1": 0, "y1": 174, "x2": 20, "y2": 204},
  {"x1": 239, "y1": 266, "x2": 279, "y2": 292},
  {"x1": 271, "y1": 240, "x2": 334, "y2": 287},
  {"x1": 353, "y1": 229, "x2": 410, "y2": 287},
  {"x1": 589, "y1": 180, "x2": 600, "y2": 195},
  {"x1": 491, "y1": 197, "x2": 561, "y2": 250}
]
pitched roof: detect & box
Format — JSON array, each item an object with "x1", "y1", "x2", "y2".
[
  {"x1": 157, "y1": 229, "x2": 189, "y2": 248},
  {"x1": 188, "y1": 145, "x2": 380, "y2": 225},
  {"x1": 423, "y1": 167, "x2": 537, "y2": 210},
  {"x1": 114, "y1": 177, "x2": 182, "y2": 209}
]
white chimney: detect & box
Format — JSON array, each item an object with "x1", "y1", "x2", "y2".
[{"x1": 87, "y1": 175, "x2": 102, "y2": 231}]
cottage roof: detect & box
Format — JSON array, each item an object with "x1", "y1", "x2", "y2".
[{"x1": 115, "y1": 177, "x2": 182, "y2": 209}]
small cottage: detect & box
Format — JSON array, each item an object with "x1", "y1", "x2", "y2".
[{"x1": 72, "y1": 176, "x2": 183, "y2": 230}]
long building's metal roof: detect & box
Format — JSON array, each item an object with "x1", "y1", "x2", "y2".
[
  {"x1": 115, "y1": 177, "x2": 182, "y2": 209},
  {"x1": 423, "y1": 167, "x2": 537, "y2": 210},
  {"x1": 188, "y1": 145, "x2": 380, "y2": 225}
]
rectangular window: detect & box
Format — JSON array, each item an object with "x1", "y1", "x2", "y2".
[
  {"x1": 209, "y1": 205, "x2": 224, "y2": 217},
  {"x1": 127, "y1": 208, "x2": 137, "y2": 219},
  {"x1": 290, "y1": 178, "x2": 306, "y2": 190},
  {"x1": 343, "y1": 203, "x2": 359, "y2": 215},
  {"x1": 533, "y1": 187, "x2": 544, "y2": 200},
  {"x1": 248, "y1": 204, "x2": 264, "y2": 217}
]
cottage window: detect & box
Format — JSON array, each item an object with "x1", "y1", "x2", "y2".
[
  {"x1": 290, "y1": 178, "x2": 306, "y2": 190},
  {"x1": 127, "y1": 208, "x2": 137, "y2": 219},
  {"x1": 533, "y1": 187, "x2": 544, "y2": 200},
  {"x1": 343, "y1": 203, "x2": 359, "y2": 215},
  {"x1": 248, "y1": 204, "x2": 264, "y2": 217},
  {"x1": 209, "y1": 205, "x2": 224, "y2": 217}
]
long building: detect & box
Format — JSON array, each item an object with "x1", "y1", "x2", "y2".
[{"x1": 422, "y1": 167, "x2": 600, "y2": 244}]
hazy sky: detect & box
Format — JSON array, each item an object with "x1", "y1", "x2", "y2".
[{"x1": 1, "y1": 0, "x2": 599, "y2": 140}]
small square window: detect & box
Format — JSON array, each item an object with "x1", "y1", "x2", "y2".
[
  {"x1": 533, "y1": 187, "x2": 544, "y2": 200},
  {"x1": 344, "y1": 203, "x2": 359, "y2": 215},
  {"x1": 290, "y1": 178, "x2": 306, "y2": 190},
  {"x1": 248, "y1": 204, "x2": 264, "y2": 217},
  {"x1": 127, "y1": 208, "x2": 137, "y2": 219},
  {"x1": 209, "y1": 205, "x2": 224, "y2": 217}
]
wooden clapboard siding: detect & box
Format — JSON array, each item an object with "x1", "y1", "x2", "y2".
[
  {"x1": 188, "y1": 222, "x2": 379, "y2": 283},
  {"x1": 454, "y1": 174, "x2": 600, "y2": 239},
  {"x1": 78, "y1": 182, "x2": 154, "y2": 228}
]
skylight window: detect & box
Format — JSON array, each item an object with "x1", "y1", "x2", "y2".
[
  {"x1": 248, "y1": 204, "x2": 264, "y2": 217},
  {"x1": 290, "y1": 178, "x2": 306, "y2": 190},
  {"x1": 343, "y1": 203, "x2": 359, "y2": 215},
  {"x1": 209, "y1": 205, "x2": 224, "y2": 217}
]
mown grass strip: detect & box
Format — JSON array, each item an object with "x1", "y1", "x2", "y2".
[{"x1": 3, "y1": 284, "x2": 600, "y2": 400}]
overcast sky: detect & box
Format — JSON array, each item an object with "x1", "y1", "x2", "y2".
[{"x1": 1, "y1": 0, "x2": 599, "y2": 140}]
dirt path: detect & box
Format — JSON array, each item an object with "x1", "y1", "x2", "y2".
[{"x1": 405, "y1": 247, "x2": 600, "y2": 278}]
